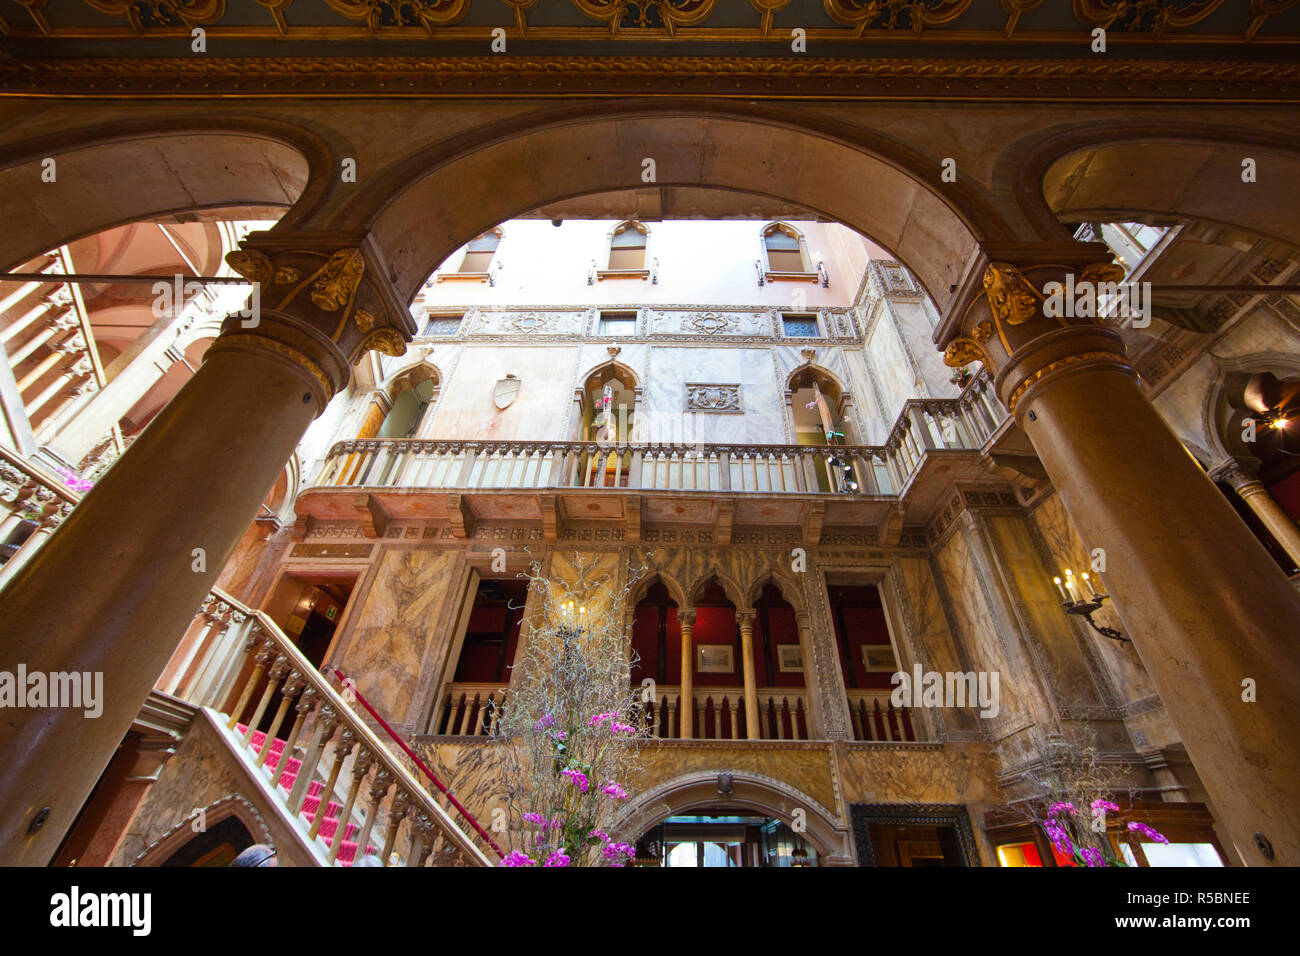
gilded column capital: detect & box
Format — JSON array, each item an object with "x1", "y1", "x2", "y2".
[
  {"x1": 939, "y1": 242, "x2": 1139, "y2": 421},
  {"x1": 211, "y1": 231, "x2": 416, "y2": 411},
  {"x1": 735, "y1": 608, "x2": 757, "y2": 629},
  {"x1": 677, "y1": 608, "x2": 697, "y2": 628}
]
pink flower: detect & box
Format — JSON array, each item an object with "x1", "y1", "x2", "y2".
[
  {"x1": 522, "y1": 812, "x2": 561, "y2": 830},
  {"x1": 602, "y1": 842, "x2": 635, "y2": 865},
  {"x1": 534, "y1": 714, "x2": 555, "y2": 730},
  {"x1": 1127, "y1": 821, "x2": 1169, "y2": 844},
  {"x1": 561, "y1": 768, "x2": 589, "y2": 793},
  {"x1": 1091, "y1": 799, "x2": 1121, "y2": 816},
  {"x1": 588, "y1": 712, "x2": 619, "y2": 728},
  {"x1": 1080, "y1": 846, "x2": 1106, "y2": 867},
  {"x1": 544, "y1": 850, "x2": 570, "y2": 867},
  {"x1": 501, "y1": 851, "x2": 534, "y2": 867},
  {"x1": 591, "y1": 829, "x2": 610, "y2": 843},
  {"x1": 1047, "y1": 802, "x2": 1076, "y2": 819},
  {"x1": 610, "y1": 722, "x2": 637, "y2": 735},
  {"x1": 601, "y1": 781, "x2": 628, "y2": 799}
]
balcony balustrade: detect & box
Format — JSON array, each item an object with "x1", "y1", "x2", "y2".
[{"x1": 310, "y1": 372, "x2": 1007, "y2": 499}]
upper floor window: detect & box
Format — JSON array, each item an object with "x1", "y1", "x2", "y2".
[
  {"x1": 599, "y1": 310, "x2": 638, "y2": 336},
  {"x1": 608, "y1": 221, "x2": 647, "y2": 271},
  {"x1": 423, "y1": 314, "x2": 463, "y2": 336},
  {"x1": 764, "y1": 223, "x2": 808, "y2": 273},
  {"x1": 459, "y1": 230, "x2": 500, "y2": 273},
  {"x1": 781, "y1": 312, "x2": 820, "y2": 338}
]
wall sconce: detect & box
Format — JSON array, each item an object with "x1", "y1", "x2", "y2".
[{"x1": 1052, "y1": 569, "x2": 1129, "y2": 643}]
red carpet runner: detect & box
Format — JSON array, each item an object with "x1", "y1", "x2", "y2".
[{"x1": 236, "y1": 724, "x2": 379, "y2": 866}]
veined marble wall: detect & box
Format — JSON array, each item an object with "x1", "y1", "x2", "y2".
[{"x1": 1030, "y1": 492, "x2": 1182, "y2": 752}]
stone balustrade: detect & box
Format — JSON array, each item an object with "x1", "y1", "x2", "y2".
[{"x1": 313, "y1": 372, "x2": 1006, "y2": 497}]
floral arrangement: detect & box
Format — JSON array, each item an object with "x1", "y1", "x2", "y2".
[
  {"x1": 1043, "y1": 799, "x2": 1168, "y2": 867},
  {"x1": 492, "y1": 552, "x2": 655, "y2": 867},
  {"x1": 949, "y1": 366, "x2": 972, "y2": 388}
]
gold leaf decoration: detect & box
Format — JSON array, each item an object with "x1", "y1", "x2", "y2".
[
  {"x1": 943, "y1": 337, "x2": 990, "y2": 369},
  {"x1": 225, "y1": 249, "x2": 272, "y2": 284},
  {"x1": 309, "y1": 249, "x2": 365, "y2": 312},
  {"x1": 983, "y1": 262, "x2": 1043, "y2": 327},
  {"x1": 273, "y1": 266, "x2": 300, "y2": 284},
  {"x1": 972, "y1": 320, "x2": 993, "y2": 343},
  {"x1": 1080, "y1": 261, "x2": 1126, "y2": 285},
  {"x1": 354, "y1": 309, "x2": 375, "y2": 334},
  {"x1": 361, "y1": 329, "x2": 407, "y2": 358}
]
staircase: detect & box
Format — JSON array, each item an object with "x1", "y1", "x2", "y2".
[{"x1": 235, "y1": 724, "x2": 378, "y2": 866}]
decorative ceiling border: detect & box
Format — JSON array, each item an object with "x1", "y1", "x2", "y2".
[
  {"x1": 1, "y1": 55, "x2": 1298, "y2": 100},
  {"x1": 4, "y1": 0, "x2": 1296, "y2": 41}
]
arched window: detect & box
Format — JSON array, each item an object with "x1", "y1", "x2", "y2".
[
  {"x1": 763, "y1": 223, "x2": 807, "y2": 273},
  {"x1": 458, "y1": 229, "x2": 501, "y2": 273},
  {"x1": 377, "y1": 366, "x2": 439, "y2": 439},
  {"x1": 608, "y1": 221, "x2": 647, "y2": 271}
]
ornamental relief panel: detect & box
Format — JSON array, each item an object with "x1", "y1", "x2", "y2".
[
  {"x1": 470, "y1": 310, "x2": 586, "y2": 336},
  {"x1": 684, "y1": 383, "x2": 743, "y2": 412},
  {"x1": 650, "y1": 309, "x2": 770, "y2": 337}
]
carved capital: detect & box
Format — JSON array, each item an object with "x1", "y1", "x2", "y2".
[
  {"x1": 678, "y1": 608, "x2": 697, "y2": 629},
  {"x1": 214, "y1": 232, "x2": 415, "y2": 409},
  {"x1": 1209, "y1": 456, "x2": 1263, "y2": 491},
  {"x1": 939, "y1": 242, "x2": 1138, "y2": 420},
  {"x1": 735, "y1": 609, "x2": 757, "y2": 630}
]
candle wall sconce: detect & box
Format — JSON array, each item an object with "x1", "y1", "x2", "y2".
[{"x1": 1051, "y1": 568, "x2": 1130, "y2": 643}]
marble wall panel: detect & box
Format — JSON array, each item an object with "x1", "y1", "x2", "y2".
[
  {"x1": 932, "y1": 529, "x2": 1031, "y2": 729},
  {"x1": 986, "y1": 513, "x2": 1108, "y2": 712},
  {"x1": 426, "y1": 343, "x2": 581, "y2": 442},
  {"x1": 328, "y1": 546, "x2": 466, "y2": 727},
  {"x1": 1030, "y1": 493, "x2": 1160, "y2": 708},
  {"x1": 865, "y1": 311, "x2": 917, "y2": 423},
  {"x1": 834, "y1": 741, "x2": 1005, "y2": 806}
]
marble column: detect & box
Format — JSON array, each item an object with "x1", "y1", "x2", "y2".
[
  {"x1": 1211, "y1": 457, "x2": 1300, "y2": 570},
  {"x1": 939, "y1": 242, "x2": 1300, "y2": 865},
  {"x1": 0, "y1": 235, "x2": 414, "y2": 865},
  {"x1": 678, "y1": 609, "x2": 696, "y2": 740},
  {"x1": 736, "y1": 609, "x2": 761, "y2": 740}
]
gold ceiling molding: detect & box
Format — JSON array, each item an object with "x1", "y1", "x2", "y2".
[
  {"x1": 572, "y1": 0, "x2": 716, "y2": 36},
  {"x1": 321, "y1": 0, "x2": 470, "y2": 34},
  {"x1": 824, "y1": 0, "x2": 972, "y2": 36},
  {"x1": 80, "y1": 0, "x2": 226, "y2": 32},
  {"x1": 4, "y1": 55, "x2": 1298, "y2": 99},
  {"x1": 1073, "y1": 0, "x2": 1224, "y2": 37}
]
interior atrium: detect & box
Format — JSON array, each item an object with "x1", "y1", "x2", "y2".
[{"x1": 0, "y1": 1, "x2": 1298, "y2": 890}]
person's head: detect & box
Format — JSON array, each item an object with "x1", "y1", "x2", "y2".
[{"x1": 230, "y1": 844, "x2": 278, "y2": 867}]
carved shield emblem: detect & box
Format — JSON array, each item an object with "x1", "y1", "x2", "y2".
[{"x1": 492, "y1": 374, "x2": 520, "y2": 410}]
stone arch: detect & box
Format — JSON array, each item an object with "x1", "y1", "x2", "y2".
[
  {"x1": 1203, "y1": 353, "x2": 1300, "y2": 465},
  {"x1": 132, "y1": 794, "x2": 272, "y2": 867},
  {"x1": 0, "y1": 117, "x2": 332, "y2": 273},
  {"x1": 610, "y1": 770, "x2": 851, "y2": 863},
  {"x1": 1016, "y1": 124, "x2": 1300, "y2": 254},
  {"x1": 356, "y1": 102, "x2": 999, "y2": 311},
  {"x1": 687, "y1": 567, "x2": 746, "y2": 610},
  {"x1": 630, "y1": 568, "x2": 690, "y2": 611},
  {"x1": 744, "y1": 569, "x2": 808, "y2": 616}
]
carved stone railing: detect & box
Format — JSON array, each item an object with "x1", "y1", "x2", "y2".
[
  {"x1": 431, "y1": 682, "x2": 507, "y2": 737},
  {"x1": 312, "y1": 372, "x2": 1007, "y2": 498},
  {"x1": 846, "y1": 688, "x2": 921, "y2": 743},
  {"x1": 0, "y1": 445, "x2": 76, "y2": 585},
  {"x1": 633, "y1": 685, "x2": 811, "y2": 741},
  {"x1": 160, "y1": 589, "x2": 495, "y2": 866}
]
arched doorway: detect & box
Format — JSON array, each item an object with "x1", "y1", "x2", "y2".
[
  {"x1": 575, "y1": 360, "x2": 639, "y2": 487},
  {"x1": 613, "y1": 770, "x2": 852, "y2": 866}
]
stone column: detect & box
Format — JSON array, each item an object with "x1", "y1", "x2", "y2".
[
  {"x1": 1210, "y1": 457, "x2": 1300, "y2": 570},
  {"x1": 678, "y1": 609, "x2": 696, "y2": 740},
  {"x1": 736, "y1": 609, "x2": 761, "y2": 740},
  {"x1": 939, "y1": 242, "x2": 1300, "y2": 865},
  {"x1": 0, "y1": 234, "x2": 414, "y2": 865}
]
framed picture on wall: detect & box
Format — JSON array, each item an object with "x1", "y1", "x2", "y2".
[
  {"x1": 696, "y1": 644, "x2": 734, "y2": 673},
  {"x1": 777, "y1": 645, "x2": 804, "y2": 672},
  {"x1": 862, "y1": 645, "x2": 897, "y2": 672}
]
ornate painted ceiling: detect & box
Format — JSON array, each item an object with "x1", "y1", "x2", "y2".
[
  {"x1": 1, "y1": 1, "x2": 1297, "y2": 98},
  {"x1": 2, "y1": 1, "x2": 1298, "y2": 48}
]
